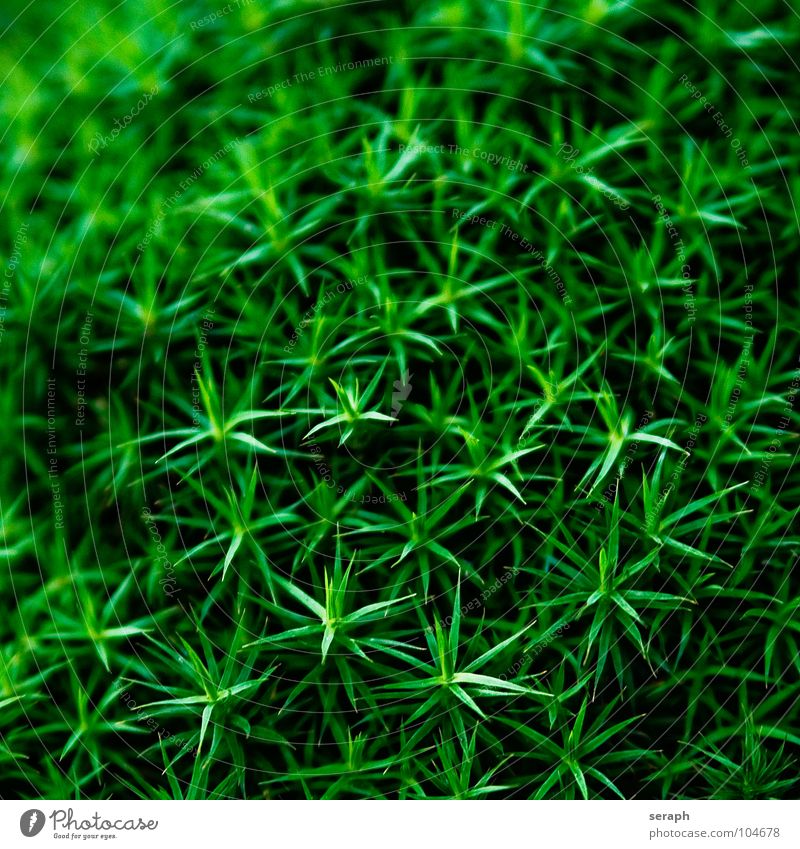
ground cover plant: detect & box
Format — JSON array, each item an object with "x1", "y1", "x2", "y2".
[{"x1": 1, "y1": 0, "x2": 799, "y2": 800}]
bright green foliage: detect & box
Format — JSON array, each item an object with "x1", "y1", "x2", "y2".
[{"x1": 1, "y1": 0, "x2": 799, "y2": 800}]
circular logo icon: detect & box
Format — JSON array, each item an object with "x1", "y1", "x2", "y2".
[{"x1": 20, "y1": 810, "x2": 46, "y2": 837}]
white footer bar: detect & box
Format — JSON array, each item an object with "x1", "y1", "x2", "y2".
[{"x1": 2, "y1": 800, "x2": 797, "y2": 849}]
